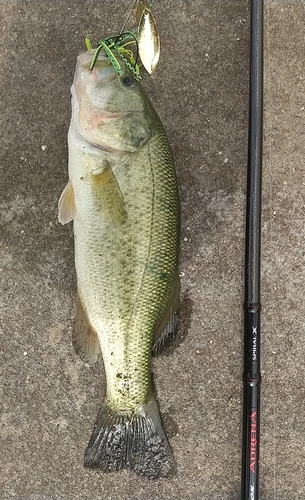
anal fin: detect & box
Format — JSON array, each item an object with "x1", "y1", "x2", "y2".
[{"x1": 72, "y1": 292, "x2": 100, "y2": 364}]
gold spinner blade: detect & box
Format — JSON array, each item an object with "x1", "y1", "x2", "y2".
[{"x1": 136, "y1": 1, "x2": 160, "y2": 74}]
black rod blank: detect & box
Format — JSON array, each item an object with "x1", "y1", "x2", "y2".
[{"x1": 241, "y1": 1, "x2": 263, "y2": 500}]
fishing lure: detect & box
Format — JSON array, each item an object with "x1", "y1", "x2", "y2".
[
  {"x1": 86, "y1": 31, "x2": 141, "y2": 79},
  {"x1": 86, "y1": 0, "x2": 160, "y2": 78},
  {"x1": 136, "y1": 0, "x2": 160, "y2": 74}
]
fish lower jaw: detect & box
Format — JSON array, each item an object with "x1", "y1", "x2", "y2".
[
  {"x1": 76, "y1": 129, "x2": 117, "y2": 154},
  {"x1": 70, "y1": 121, "x2": 119, "y2": 155}
]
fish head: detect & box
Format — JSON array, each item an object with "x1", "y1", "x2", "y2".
[{"x1": 72, "y1": 50, "x2": 152, "y2": 153}]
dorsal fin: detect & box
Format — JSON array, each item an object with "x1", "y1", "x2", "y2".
[{"x1": 152, "y1": 272, "x2": 180, "y2": 357}]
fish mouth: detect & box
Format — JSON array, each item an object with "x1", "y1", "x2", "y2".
[
  {"x1": 77, "y1": 50, "x2": 110, "y2": 68},
  {"x1": 77, "y1": 50, "x2": 118, "y2": 83}
]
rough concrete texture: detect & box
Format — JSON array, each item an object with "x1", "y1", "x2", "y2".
[{"x1": 1, "y1": 1, "x2": 304, "y2": 499}]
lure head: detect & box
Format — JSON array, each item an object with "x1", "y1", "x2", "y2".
[{"x1": 88, "y1": 32, "x2": 142, "y2": 79}]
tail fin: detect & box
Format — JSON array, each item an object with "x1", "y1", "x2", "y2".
[{"x1": 84, "y1": 398, "x2": 176, "y2": 479}]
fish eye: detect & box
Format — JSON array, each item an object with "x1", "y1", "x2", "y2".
[{"x1": 122, "y1": 76, "x2": 135, "y2": 88}]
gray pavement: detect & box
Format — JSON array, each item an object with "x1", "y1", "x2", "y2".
[{"x1": 1, "y1": 1, "x2": 304, "y2": 499}]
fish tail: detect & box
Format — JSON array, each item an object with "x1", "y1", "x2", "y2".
[{"x1": 84, "y1": 398, "x2": 176, "y2": 479}]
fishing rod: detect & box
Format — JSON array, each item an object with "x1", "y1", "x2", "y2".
[{"x1": 241, "y1": 1, "x2": 263, "y2": 500}]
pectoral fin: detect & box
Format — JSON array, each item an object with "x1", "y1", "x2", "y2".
[
  {"x1": 152, "y1": 272, "x2": 180, "y2": 356},
  {"x1": 73, "y1": 292, "x2": 100, "y2": 364},
  {"x1": 58, "y1": 180, "x2": 75, "y2": 225},
  {"x1": 91, "y1": 160, "x2": 127, "y2": 225}
]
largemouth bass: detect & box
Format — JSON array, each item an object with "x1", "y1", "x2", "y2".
[{"x1": 58, "y1": 49, "x2": 180, "y2": 479}]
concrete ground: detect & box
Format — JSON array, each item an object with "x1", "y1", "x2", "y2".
[{"x1": 1, "y1": 1, "x2": 304, "y2": 499}]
